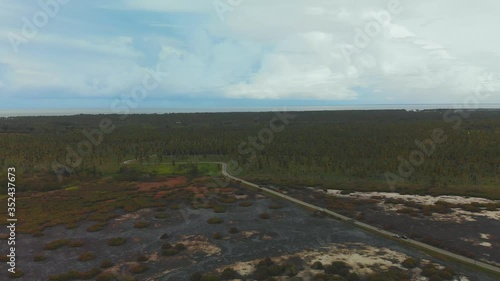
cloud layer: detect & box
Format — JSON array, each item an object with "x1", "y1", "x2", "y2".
[{"x1": 1, "y1": 0, "x2": 499, "y2": 109}]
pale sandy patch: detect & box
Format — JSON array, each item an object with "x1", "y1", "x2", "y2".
[
  {"x1": 480, "y1": 233, "x2": 491, "y2": 240},
  {"x1": 326, "y1": 190, "x2": 498, "y2": 205},
  {"x1": 240, "y1": 230, "x2": 259, "y2": 238},
  {"x1": 328, "y1": 190, "x2": 500, "y2": 223},
  {"x1": 177, "y1": 235, "x2": 221, "y2": 256},
  {"x1": 220, "y1": 243, "x2": 408, "y2": 276},
  {"x1": 114, "y1": 213, "x2": 140, "y2": 222},
  {"x1": 479, "y1": 242, "x2": 492, "y2": 247},
  {"x1": 261, "y1": 235, "x2": 273, "y2": 241}
]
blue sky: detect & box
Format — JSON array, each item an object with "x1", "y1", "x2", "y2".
[{"x1": 1, "y1": 0, "x2": 500, "y2": 112}]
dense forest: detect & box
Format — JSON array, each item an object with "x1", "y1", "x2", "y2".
[{"x1": 1, "y1": 110, "x2": 499, "y2": 197}]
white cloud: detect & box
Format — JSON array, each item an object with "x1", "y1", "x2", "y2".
[{"x1": 0, "y1": 0, "x2": 499, "y2": 104}]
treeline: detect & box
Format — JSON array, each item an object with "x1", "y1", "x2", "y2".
[{"x1": 0, "y1": 110, "x2": 499, "y2": 193}]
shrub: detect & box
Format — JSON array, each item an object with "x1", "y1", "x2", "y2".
[
  {"x1": 48, "y1": 270, "x2": 81, "y2": 281},
  {"x1": 207, "y1": 217, "x2": 224, "y2": 224},
  {"x1": 325, "y1": 261, "x2": 351, "y2": 276},
  {"x1": 79, "y1": 268, "x2": 102, "y2": 280},
  {"x1": 154, "y1": 213, "x2": 169, "y2": 219},
  {"x1": 9, "y1": 269, "x2": 25, "y2": 278},
  {"x1": 221, "y1": 268, "x2": 238, "y2": 280},
  {"x1": 33, "y1": 253, "x2": 46, "y2": 262},
  {"x1": 78, "y1": 252, "x2": 96, "y2": 262},
  {"x1": 162, "y1": 249, "x2": 178, "y2": 256},
  {"x1": 96, "y1": 272, "x2": 115, "y2": 281},
  {"x1": 269, "y1": 203, "x2": 283, "y2": 209},
  {"x1": 68, "y1": 240, "x2": 85, "y2": 247},
  {"x1": 190, "y1": 272, "x2": 203, "y2": 281},
  {"x1": 175, "y1": 243, "x2": 187, "y2": 251},
  {"x1": 100, "y1": 260, "x2": 114, "y2": 268},
  {"x1": 137, "y1": 254, "x2": 149, "y2": 262},
  {"x1": 213, "y1": 232, "x2": 223, "y2": 239},
  {"x1": 49, "y1": 268, "x2": 101, "y2": 281},
  {"x1": 107, "y1": 237, "x2": 126, "y2": 246},
  {"x1": 161, "y1": 242, "x2": 172, "y2": 249},
  {"x1": 429, "y1": 275, "x2": 443, "y2": 281},
  {"x1": 219, "y1": 196, "x2": 236, "y2": 203},
  {"x1": 87, "y1": 222, "x2": 106, "y2": 232},
  {"x1": 229, "y1": 227, "x2": 239, "y2": 234},
  {"x1": 213, "y1": 205, "x2": 226, "y2": 213},
  {"x1": 311, "y1": 261, "x2": 323, "y2": 270},
  {"x1": 44, "y1": 239, "x2": 70, "y2": 250},
  {"x1": 129, "y1": 263, "x2": 149, "y2": 274},
  {"x1": 401, "y1": 257, "x2": 418, "y2": 268},
  {"x1": 201, "y1": 273, "x2": 222, "y2": 281},
  {"x1": 134, "y1": 221, "x2": 150, "y2": 228},
  {"x1": 259, "y1": 213, "x2": 270, "y2": 219},
  {"x1": 239, "y1": 201, "x2": 253, "y2": 207}
]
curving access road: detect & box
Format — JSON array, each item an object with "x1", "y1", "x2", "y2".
[{"x1": 124, "y1": 159, "x2": 500, "y2": 276}]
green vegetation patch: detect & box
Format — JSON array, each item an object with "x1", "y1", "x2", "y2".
[
  {"x1": 44, "y1": 239, "x2": 70, "y2": 250},
  {"x1": 129, "y1": 263, "x2": 149, "y2": 274},
  {"x1": 239, "y1": 201, "x2": 253, "y2": 207},
  {"x1": 133, "y1": 221, "x2": 150, "y2": 228},
  {"x1": 78, "y1": 252, "x2": 96, "y2": 262},
  {"x1": 87, "y1": 222, "x2": 107, "y2": 232},
  {"x1": 107, "y1": 237, "x2": 126, "y2": 246},
  {"x1": 207, "y1": 217, "x2": 224, "y2": 224},
  {"x1": 100, "y1": 260, "x2": 114, "y2": 268}
]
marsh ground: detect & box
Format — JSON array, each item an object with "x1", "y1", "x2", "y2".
[{"x1": 1, "y1": 177, "x2": 498, "y2": 281}]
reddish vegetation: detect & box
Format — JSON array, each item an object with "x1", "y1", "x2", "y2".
[
  {"x1": 165, "y1": 176, "x2": 187, "y2": 186},
  {"x1": 154, "y1": 191, "x2": 169, "y2": 200},
  {"x1": 136, "y1": 176, "x2": 188, "y2": 191}
]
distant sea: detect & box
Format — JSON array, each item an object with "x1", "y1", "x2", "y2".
[{"x1": 1, "y1": 104, "x2": 500, "y2": 117}]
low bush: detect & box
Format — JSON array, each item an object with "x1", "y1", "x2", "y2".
[
  {"x1": 68, "y1": 240, "x2": 85, "y2": 247},
  {"x1": 213, "y1": 205, "x2": 226, "y2": 213},
  {"x1": 162, "y1": 249, "x2": 178, "y2": 256},
  {"x1": 311, "y1": 261, "x2": 323, "y2": 270},
  {"x1": 154, "y1": 213, "x2": 169, "y2": 219},
  {"x1": 269, "y1": 203, "x2": 283, "y2": 209},
  {"x1": 33, "y1": 253, "x2": 46, "y2": 262},
  {"x1": 137, "y1": 254, "x2": 149, "y2": 262},
  {"x1": 401, "y1": 257, "x2": 418, "y2": 268},
  {"x1": 96, "y1": 272, "x2": 115, "y2": 281},
  {"x1": 175, "y1": 243, "x2": 187, "y2": 251},
  {"x1": 87, "y1": 222, "x2": 106, "y2": 232},
  {"x1": 161, "y1": 242, "x2": 172, "y2": 249},
  {"x1": 213, "y1": 232, "x2": 223, "y2": 239},
  {"x1": 100, "y1": 260, "x2": 114, "y2": 268},
  {"x1": 9, "y1": 269, "x2": 25, "y2": 278},
  {"x1": 107, "y1": 237, "x2": 126, "y2": 246},
  {"x1": 221, "y1": 268, "x2": 239, "y2": 280},
  {"x1": 239, "y1": 201, "x2": 253, "y2": 207},
  {"x1": 44, "y1": 239, "x2": 70, "y2": 250},
  {"x1": 207, "y1": 217, "x2": 224, "y2": 224},
  {"x1": 78, "y1": 252, "x2": 96, "y2": 262},
  {"x1": 219, "y1": 196, "x2": 236, "y2": 204},
  {"x1": 259, "y1": 213, "x2": 270, "y2": 219},
  {"x1": 129, "y1": 263, "x2": 149, "y2": 274},
  {"x1": 229, "y1": 227, "x2": 239, "y2": 234},
  {"x1": 134, "y1": 221, "x2": 150, "y2": 228},
  {"x1": 48, "y1": 270, "x2": 81, "y2": 281}
]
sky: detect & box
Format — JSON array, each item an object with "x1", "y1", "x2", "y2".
[{"x1": 1, "y1": 0, "x2": 500, "y2": 112}]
